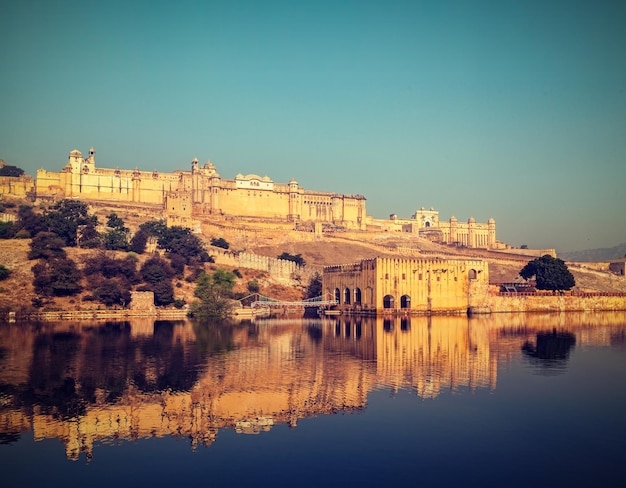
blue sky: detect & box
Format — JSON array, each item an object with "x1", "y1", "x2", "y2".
[{"x1": 1, "y1": 0, "x2": 625, "y2": 252}]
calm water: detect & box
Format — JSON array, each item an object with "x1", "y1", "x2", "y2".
[{"x1": 1, "y1": 313, "x2": 625, "y2": 488}]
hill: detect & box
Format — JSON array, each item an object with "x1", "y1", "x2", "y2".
[{"x1": 559, "y1": 242, "x2": 626, "y2": 262}]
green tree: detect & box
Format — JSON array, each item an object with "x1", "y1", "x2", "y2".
[
  {"x1": 140, "y1": 255, "x2": 175, "y2": 306},
  {"x1": 0, "y1": 165, "x2": 24, "y2": 177},
  {"x1": 189, "y1": 270, "x2": 236, "y2": 319},
  {"x1": 129, "y1": 229, "x2": 149, "y2": 254},
  {"x1": 304, "y1": 272, "x2": 323, "y2": 299},
  {"x1": 0, "y1": 264, "x2": 10, "y2": 281},
  {"x1": 43, "y1": 200, "x2": 97, "y2": 247},
  {"x1": 94, "y1": 278, "x2": 131, "y2": 307},
  {"x1": 102, "y1": 228, "x2": 129, "y2": 251},
  {"x1": 32, "y1": 257, "x2": 82, "y2": 296},
  {"x1": 278, "y1": 252, "x2": 305, "y2": 267},
  {"x1": 78, "y1": 220, "x2": 101, "y2": 248},
  {"x1": 210, "y1": 237, "x2": 230, "y2": 249},
  {"x1": 158, "y1": 226, "x2": 211, "y2": 264},
  {"x1": 28, "y1": 232, "x2": 67, "y2": 260},
  {"x1": 520, "y1": 254, "x2": 576, "y2": 291},
  {"x1": 0, "y1": 221, "x2": 14, "y2": 239},
  {"x1": 106, "y1": 212, "x2": 127, "y2": 231}
]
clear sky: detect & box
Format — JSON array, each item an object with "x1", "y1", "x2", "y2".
[{"x1": 1, "y1": 0, "x2": 625, "y2": 253}]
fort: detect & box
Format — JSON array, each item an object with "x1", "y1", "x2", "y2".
[
  {"x1": 25, "y1": 147, "x2": 500, "y2": 249},
  {"x1": 3, "y1": 147, "x2": 624, "y2": 316}
]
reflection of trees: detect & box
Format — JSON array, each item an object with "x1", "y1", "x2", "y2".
[
  {"x1": 191, "y1": 319, "x2": 236, "y2": 355},
  {"x1": 522, "y1": 329, "x2": 576, "y2": 370},
  {"x1": 25, "y1": 331, "x2": 86, "y2": 419},
  {"x1": 18, "y1": 321, "x2": 208, "y2": 417}
]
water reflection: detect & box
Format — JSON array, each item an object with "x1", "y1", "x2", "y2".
[
  {"x1": 521, "y1": 330, "x2": 576, "y2": 374},
  {"x1": 0, "y1": 312, "x2": 625, "y2": 461}
]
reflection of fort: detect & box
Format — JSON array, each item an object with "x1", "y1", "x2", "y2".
[{"x1": 1, "y1": 313, "x2": 625, "y2": 460}]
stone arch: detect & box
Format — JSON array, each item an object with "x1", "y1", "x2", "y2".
[
  {"x1": 334, "y1": 288, "x2": 341, "y2": 304},
  {"x1": 400, "y1": 294, "x2": 411, "y2": 309},
  {"x1": 354, "y1": 288, "x2": 362, "y2": 305},
  {"x1": 469, "y1": 269, "x2": 477, "y2": 280},
  {"x1": 344, "y1": 288, "x2": 351, "y2": 305},
  {"x1": 383, "y1": 294, "x2": 395, "y2": 309}
]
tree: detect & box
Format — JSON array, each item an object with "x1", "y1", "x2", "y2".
[
  {"x1": 102, "y1": 228, "x2": 129, "y2": 251},
  {"x1": 304, "y1": 272, "x2": 322, "y2": 299},
  {"x1": 158, "y1": 226, "x2": 211, "y2": 264},
  {"x1": 129, "y1": 229, "x2": 149, "y2": 254},
  {"x1": 43, "y1": 200, "x2": 97, "y2": 247},
  {"x1": 211, "y1": 237, "x2": 230, "y2": 249},
  {"x1": 520, "y1": 254, "x2": 576, "y2": 291},
  {"x1": 0, "y1": 165, "x2": 24, "y2": 177},
  {"x1": 106, "y1": 212, "x2": 127, "y2": 231},
  {"x1": 189, "y1": 270, "x2": 236, "y2": 319},
  {"x1": 32, "y1": 257, "x2": 82, "y2": 296},
  {"x1": 94, "y1": 278, "x2": 131, "y2": 307},
  {"x1": 0, "y1": 264, "x2": 10, "y2": 281},
  {"x1": 278, "y1": 252, "x2": 305, "y2": 267},
  {"x1": 28, "y1": 232, "x2": 67, "y2": 260},
  {"x1": 140, "y1": 255, "x2": 175, "y2": 306},
  {"x1": 78, "y1": 220, "x2": 101, "y2": 248}
]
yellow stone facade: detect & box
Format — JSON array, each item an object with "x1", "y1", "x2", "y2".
[
  {"x1": 1, "y1": 147, "x2": 499, "y2": 247},
  {"x1": 35, "y1": 148, "x2": 367, "y2": 230},
  {"x1": 323, "y1": 257, "x2": 490, "y2": 315},
  {"x1": 367, "y1": 207, "x2": 498, "y2": 249}
]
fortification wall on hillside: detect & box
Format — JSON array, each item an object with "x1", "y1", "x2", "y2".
[{"x1": 210, "y1": 248, "x2": 316, "y2": 284}]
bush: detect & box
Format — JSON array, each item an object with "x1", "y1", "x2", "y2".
[
  {"x1": 0, "y1": 264, "x2": 10, "y2": 281},
  {"x1": 28, "y1": 232, "x2": 66, "y2": 260},
  {"x1": 130, "y1": 229, "x2": 149, "y2": 254},
  {"x1": 32, "y1": 257, "x2": 82, "y2": 296},
  {"x1": 247, "y1": 280, "x2": 260, "y2": 293},
  {"x1": 94, "y1": 278, "x2": 131, "y2": 307},
  {"x1": 278, "y1": 252, "x2": 305, "y2": 267},
  {"x1": 211, "y1": 237, "x2": 230, "y2": 249},
  {"x1": 0, "y1": 221, "x2": 15, "y2": 239}
]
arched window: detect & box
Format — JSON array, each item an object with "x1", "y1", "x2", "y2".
[
  {"x1": 469, "y1": 269, "x2": 477, "y2": 280},
  {"x1": 334, "y1": 288, "x2": 341, "y2": 303},
  {"x1": 401, "y1": 295, "x2": 411, "y2": 309},
  {"x1": 354, "y1": 288, "x2": 362, "y2": 305},
  {"x1": 383, "y1": 295, "x2": 395, "y2": 309},
  {"x1": 344, "y1": 288, "x2": 351, "y2": 305}
]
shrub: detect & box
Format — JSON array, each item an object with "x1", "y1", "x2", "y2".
[
  {"x1": 28, "y1": 232, "x2": 66, "y2": 260},
  {"x1": 32, "y1": 257, "x2": 82, "y2": 296},
  {"x1": 0, "y1": 264, "x2": 10, "y2": 281},
  {"x1": 211, "y1": 237, "x2": 230, "y2": 249}
]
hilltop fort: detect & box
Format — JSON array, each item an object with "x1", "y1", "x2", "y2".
[{"x1": 26, "y1": 147, "x2": 501, "y2": 249}]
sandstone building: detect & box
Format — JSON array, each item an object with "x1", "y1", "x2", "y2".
[
  {"x1": 35, "y1": 148, "x2": 367, "y2": 230},
  {"x1": 323, "y1": 257, "x2": 490, "y2": 315},
  {"x1": 366, "y1": 208, "x2": 498, "y2": 249},
  {"x1": 2, "y1": 147, "x2": 499, "y2": 247}
]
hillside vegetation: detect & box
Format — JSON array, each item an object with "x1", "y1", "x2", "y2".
[{"x1": 1, "y1": 199, "x2": 625, "y2": 316}]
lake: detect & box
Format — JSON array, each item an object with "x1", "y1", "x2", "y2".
[{"x1": 1, "y1": 312, "x2": 625, "y2": 487}]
